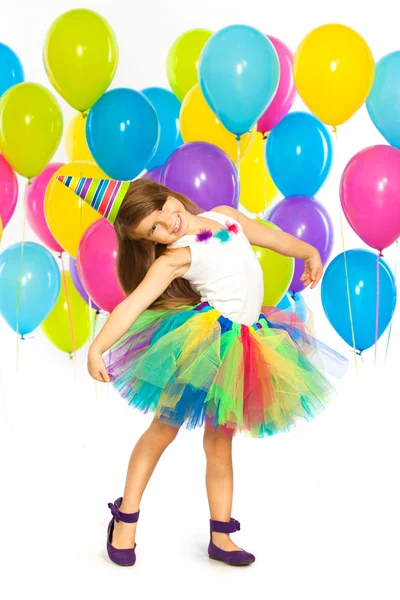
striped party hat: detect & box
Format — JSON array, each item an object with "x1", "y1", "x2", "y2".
[{"x1": 56, "y1": 176, "x2": 130, "y2": 224}]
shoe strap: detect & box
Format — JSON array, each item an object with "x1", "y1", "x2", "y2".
[
  {"x1": 210, "y1": 518, "x2": 241, "y2": 534},
  {"x1": 108, "y1": 500, "x2": 140, "y2": 524}
]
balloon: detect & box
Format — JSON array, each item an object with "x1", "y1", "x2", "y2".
[
  {"x1": 65, "y1": 113, "x2": 93, "y2": 162},
  {"x1": 239, "y1": 134, "x2": 278, "y2": 214},
  {"x1": 0, "y1": 241, "x2": 60, "y2": 336},
  {"x1": 0, "y1": 43, "x2": 24, "y2": 97},
  {"x1": 0, "y1": 154, "x2": 18, "y2": 228},
  {"x1": 43, "y1": 9, "x2": 118, "y2": 112},
  {"x1": 367, "y1": 52, "x2": 400, "y2": 149},
  {"x1": 44, "y1": 161, "x2": 107, "y2": 258},
  {"x1": 26, "y1": 163, "x2": 65, "y2": 252},
  {"x1": 41, "y1": 271, "x2": 94, "y2": 354},
  {"x1": 166, "y1": 29, "x2": 213, "y2": 101},
  {"x1": 293, "y1": 24, "x2": 374, "y2": 127},
  {"x1": 199, "y1": 25, "x2": 280, "y2": 136},
  {"x1": 86, "y1": 88, "x2": 159, "y2": 180},
  {"x1": 0, "y1": 217, "x2": 2, "y2": 243},
  {"x1": 180, "y1": 84, "x2": 255, "y2": 163},
  {"x1": 340, "y1": 145, "x2": 400, "y2": 252},
  {"x1": 257, "y1": 36, "x2": 296, "y2": 133},
  {"x1": 252, "y1": 220, "x2": 294, "y2": 306},
  {"x1": 69, "y1": 256, "x2": 100, "y2": 311},
  {"x1": 321, "y1": 249, "x2": 397, "y2": 351},
  {"x1": 143, "y1": 166, "x2": 162, "y2": 183},
  {"x1": 77, "y1": 219, "x2": 125, "y2": 313},
  {"x1": 142, "y1": 87, "x2": 183, "y2": 169},
  {"x1": 0, "y1": 83, "x2": 63, "y2": 179},
  {"x1": 277, "y1": 292, "x2": 308, "y2": 322},
  {"x1": 266, "y1": 112, "x2": 332, "y2": 197},
  {"x1": 162, "y1": 142, "x2": 239, "y2": 210},
  {"x1": 268, "y1": 195, "x2": 333, "y2": 293}
]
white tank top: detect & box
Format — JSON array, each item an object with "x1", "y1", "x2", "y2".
[{"x1": 168, "y1": 211, "x2": 264, "y2": 325}]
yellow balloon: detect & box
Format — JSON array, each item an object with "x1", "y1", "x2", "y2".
[
  {"x1": 167, "y1": 29, "x2": 213, "y2": 101},
  {"x1": 0, "y1": 83, "x2": 63, "y2": 179},
  {"x1": 252, "y1": 220, "x2": 294, "y2": 306},
  {"x1": 44, "y1": 9, "x2": 118, "y2": 112},
  {"x1": 180, "y1": 84, "x2": 255, "y2": 163},
  {"x1": 239, "y1": 134, "x2": 279, "y2": 214},
  {"x1": 293, "y1": 24, "x2": 374, "y2": 127},
  {"x1": 66, "y1": 113, "x2": 93, "y2": 162},
  {"x1": 45, "y1": 161, "x2": 108, "y2": 258},
  {"x1": 0, "y1": 217, "x2": 3, "y2": 244},
  {"x1": 41, "y1": 271, "x2": 94, "y2": 355}
]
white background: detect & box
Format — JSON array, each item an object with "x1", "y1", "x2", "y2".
[{"x1": 1, "y1": 1, "x2": 399, "y2": 598}]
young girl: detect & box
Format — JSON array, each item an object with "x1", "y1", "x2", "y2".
[{"x1": 59, "y1": 176, "x2": 346, "y2": 568}]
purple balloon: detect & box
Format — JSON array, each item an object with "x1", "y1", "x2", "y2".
[
  {"x1": 69, "y1": 256, "x2": 100, "y2": 311},
  {"x1": 143, "y1": 166, "x2": 162, "y2": 183},
  {"x1": 268, "y1": 195, "x2": 333, "y2": 294},
  {"x1": 161, "y1": 142, "x2": 239, "y2": 210}
]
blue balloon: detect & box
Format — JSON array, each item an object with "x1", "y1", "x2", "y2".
[
  {"x1": 86, "y1": 88, "x2": 160, "y2": 180},
  {"x1": 266, "y1": 112, "x2": 333, "y2": 197},
  {"x1": 367, "y1": 52, "x2": 400, "y2": 149},
  {"x1": 277, "y1": 292, "x2": 308, "y2": 322},
  {"x1": 0, "y1": 242, "x2": 60, "y2": 336},
  {"x1": 321, "y1": 249, "x2": 397, "y2": 352},
  {"x1": 199, "y1": 25, "x2": 279, "y2": 136},
  {"x1": 142, "y1": 87, "x2": 183, "y2": 169},
  {"x1": 0, "y1": 43, "x2": 24, "y2": 97}
]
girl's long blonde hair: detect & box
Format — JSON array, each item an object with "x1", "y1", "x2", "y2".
[{"x1": 114, "y1": 178, "x2": 202, "y2": 310}]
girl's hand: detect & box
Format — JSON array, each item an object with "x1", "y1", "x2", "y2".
[
  {"x1": 88, "y1": 348, "x2": 110, "y2": 383},
  {"x1": 300, "y1": 252, "x2": 323, "y2": 290}
]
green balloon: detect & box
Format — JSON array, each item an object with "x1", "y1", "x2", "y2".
[{"x1": 167, "y1": 29, "x2": 213, "y2": 101}]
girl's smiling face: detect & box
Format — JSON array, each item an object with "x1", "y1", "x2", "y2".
[{"x1": 131, "y1": 196, "x2": 190, "y2": 244}]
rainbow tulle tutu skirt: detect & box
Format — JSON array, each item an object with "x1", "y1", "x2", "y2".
[{"x1": 107, "y1": 302, "x2": 347, "y2": 438}]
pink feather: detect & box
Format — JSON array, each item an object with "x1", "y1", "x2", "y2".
[{"x1": 226, "y1": 222, "x2": 239, "y2": 234}]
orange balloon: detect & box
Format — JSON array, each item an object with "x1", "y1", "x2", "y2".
[{"x1": 44, "y1": 161, "x2": 108, "y2": 258}]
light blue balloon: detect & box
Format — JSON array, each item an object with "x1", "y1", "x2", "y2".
[
  {"x1": 266, "y1": 112, "x2": 333, "y2": 197},
  {"x1": 367, "y1": 52, "x2": 400, "y2": 149},
  {"x1": 0, "y1": 242, "x2": 61, "y2": 336},
  {"x1": 86, "y1": 88, "x2": 160, "y2": 180},
  {"x1": 199, "y1": 25, "x2": 279, "y2": 136},
  {"x1": 321, "y1": 249, "x2": 397, "y2": 352},
  {"x1": 277, "y1": 292, "x2": 308, "y2": 322},
  {"x1": 142, "y1": 87, "x2": 183, "y2": 169},
  {"x1": 0, "y1": 43, "x2": 24, "y2": 97}
]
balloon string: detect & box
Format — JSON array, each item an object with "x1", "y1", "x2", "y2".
[
  {"x1": 374, "y1": 253, "x2": 381, "y2": 368},
  {"x1": 60, "y1": 253, "x2": 77, "y2": 379},
  {"x1": 334, "y1": 129, "x2": 359, "y2": 377},
  {"x1": 262, "y1": 133, "x2": 268, "y2": 214},
  {"x1": 385, "y1": 240, "x2": 398, "y2": 364},
  {"x1": 16, "y1": 183, "x2": 28, "y2": 373},
  {"x1": 236, "y1": 135, "x2": 241, "y2": 181}
]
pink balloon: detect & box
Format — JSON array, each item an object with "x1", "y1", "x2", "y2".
[
  {"x1": 77, "y1": 219, "x2": 125, "y2": 313},
  {"x1": 257, "y1": 36, "x2": 296, "y2": 134},
  {"x1": 0, "y1": 154, "x2": 18, "y2": 228},
  {"x1": 340, "y1": 145, "x2": 400, "y2": 252},
  {"x1": 26, "y1": 162, "x2": 65, "y2": 252}
]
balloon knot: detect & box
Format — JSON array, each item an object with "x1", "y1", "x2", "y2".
[
  {"x1": 332, "y1": 126, "x2": 337, "y2": 134},
  {"x1": 58, "y1": 252, "x2": 63, "y2": 260},
  {"x1": 21, "y1": 334, "x2": 25, "y2": 341},
  {"x1": 95, "y1": 310, "x2": 100, "y2": 316},
  {"x1": 379, "y1": 251, "x2": 384, "y2": 258},
  {"x1": 235, "y1": 135, "x2": 241, "y2": 141},
  {"x1": 69, "y1": 353, "x2": 73, "y2": 361},
  {"x1": 262, "y1": 133, "x2": 268, "y2": 140},
  {"x1": 27, "y1": 180, "x2": 32, "y2": 186},
  {"x1": 82, "y1": 111, "x2": 88, "y2": 119},
  {"x1": 356, "y1": 350, "x2": 362, "y2": 356}
]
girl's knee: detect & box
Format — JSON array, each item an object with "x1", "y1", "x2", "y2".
[
  {"x1": 203, "y1": 426, "x2": 233, "y2": 458},
  {"x1": 147, "y1": 418, "x2": 180, "y2": 447}
]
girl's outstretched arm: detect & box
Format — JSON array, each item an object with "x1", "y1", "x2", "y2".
[
  {"x1": 88, "y1": 248, "x2": 190, "y2": 382},
  {"x1": 214, "y1": 205, "x2": 323, "y2": 290}
]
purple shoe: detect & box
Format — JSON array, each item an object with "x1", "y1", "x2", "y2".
[
  {"x1": 208, "y1": 518, "x2": 255, "y2": 566},
  {"x1": 107, "y1": 497, "x2": 140, "y2": 567}
]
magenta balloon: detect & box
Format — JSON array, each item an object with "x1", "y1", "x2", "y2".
[
  {"x1": 161, "y1": 142, "x2": 239, "y2": 211},
  {"x1": 77, "y1": 219, "x2": 125, "y2": 313},
  {"x1": 26, "y1": 162, "x2": 64, "y2": 252},
  {"x1": 268, "y1": 195, "x2": 333, "y2": 293},
  {"x1": 69, "y1": 256, "x2": 101, "y2": 311},
  {"x1": 0, "y1": 154, "x2": 18, "y2": 228},
  {"x1": 143, "y1": 166, "x2": 162, "y2": 183},
  {"x1": 340, "y1": 145, "x2": 400, "y2": 251},
  {"x1": 257, "y1": 36, "x2": 296, "y2": 134}
]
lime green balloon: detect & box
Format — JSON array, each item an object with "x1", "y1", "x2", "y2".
[
  {"x1": 252, "y1": 220, "x2": 295, "y2": 306},
  {"x1": 44, "y1": 9, "x2": 118, "y2": 112},
  {"x1": 167, "y1": 29, "x2": 213, "y2": 101},
  {"x1": 41, "y1": 271, "x2": 94, "y2": 355},
  {"x1": 0, "y1": 83, "x2": 62, "y2": 179}
]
